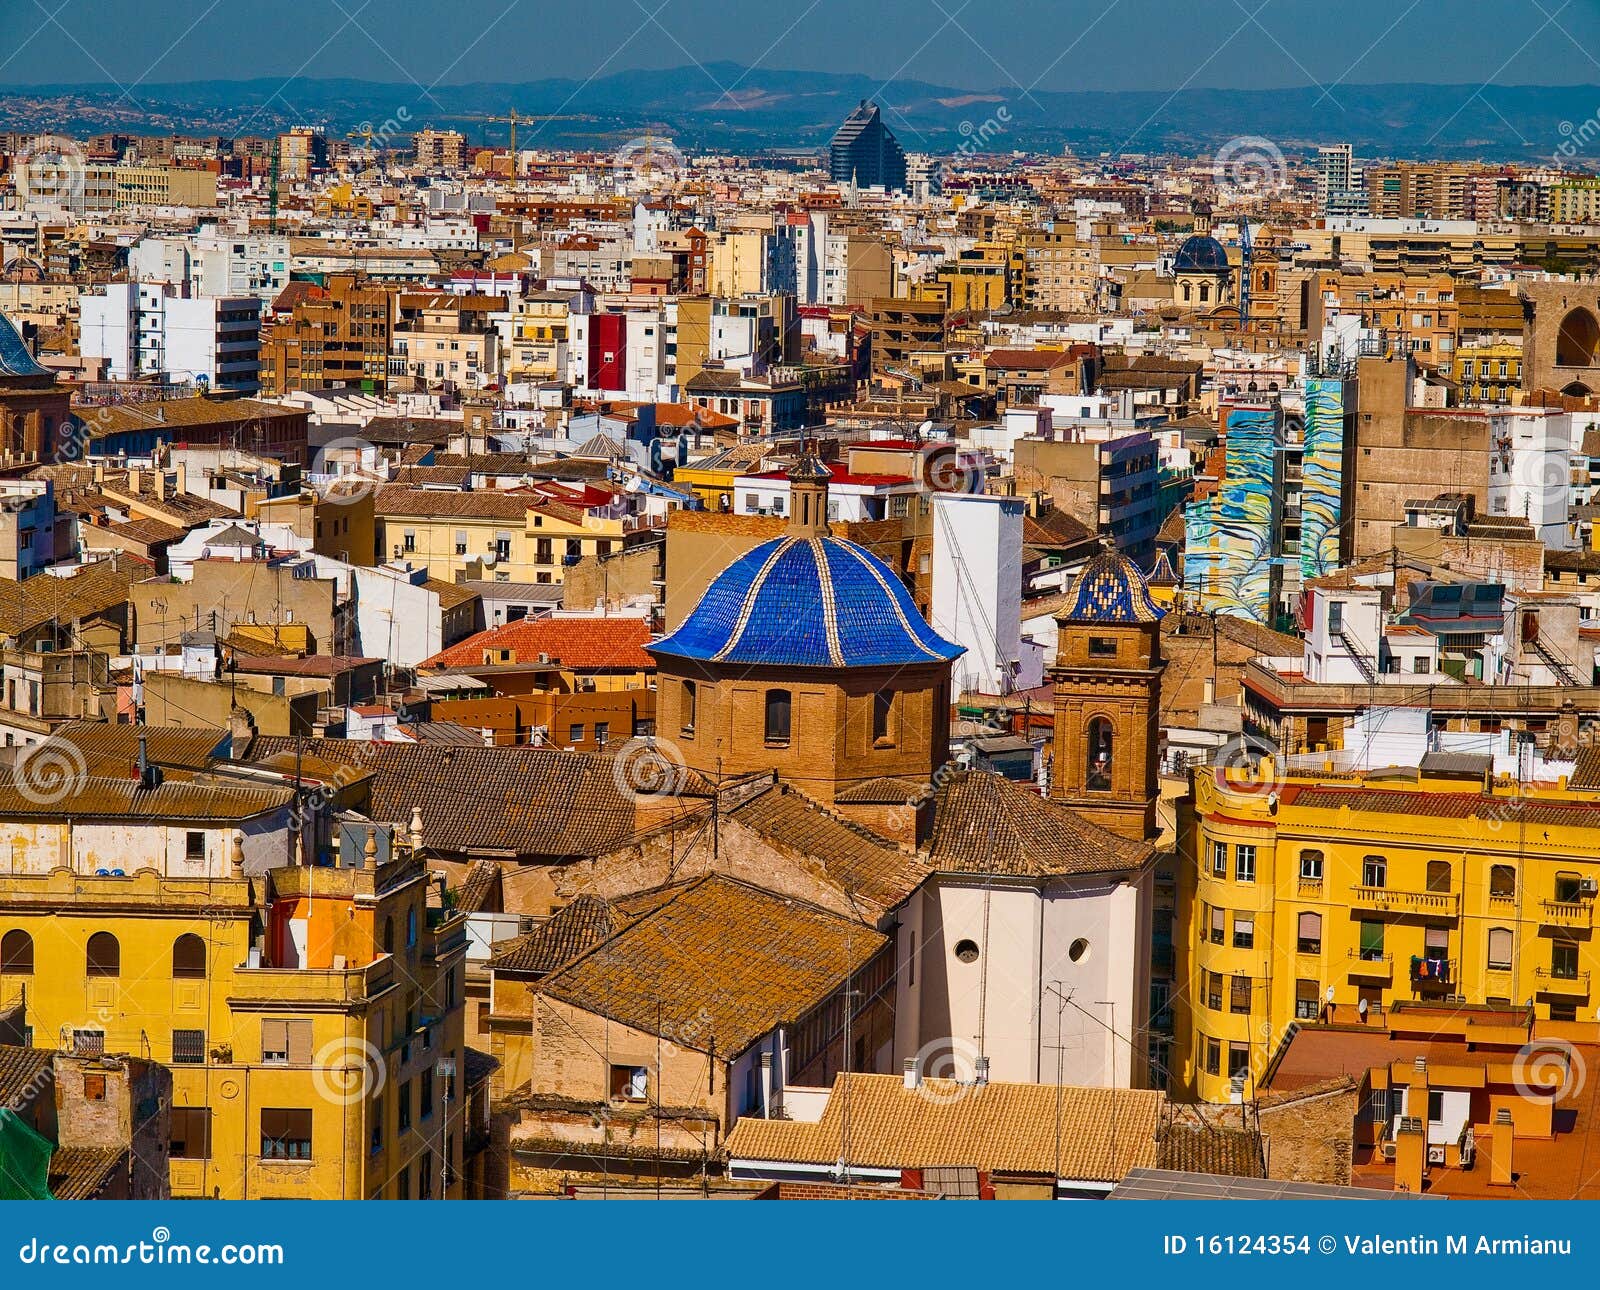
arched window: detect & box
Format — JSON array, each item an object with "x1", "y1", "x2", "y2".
[
  {"x1": 1260, "y1": 270, "x2": 1273, "y2": 292},
  {"x1": 172, "y1": 933, "x2": 206, "y2": 979},
  {"x1": 0, "y1": 929, "x2": 32, "y2": 974},
  {"x1": 1426, "y1": 859, "x2": 1451, "y2": 893},
  {"x1": 1556, "y1": 307, "x2": 1600, "y2": 367},
  {"x1": 1085, "y1": 717, "x2": 1114, "y2": 792},
  {"x1": 1297, "y1": 912, "x2": 1322, "y2": 954},
  {"x1": 406, "y1": 907, "x2": 418, "y2": 949},
  {"x1": 764, "y1": 689, "x2": 792, "y2": 744},
  {"x1": 86, "y1": 932, "x2": 120, "y2": 978},
  {"x1": 1181, "y1": 281, "x2": 1192, "y2": 302},
  {"x1": 383, "y1": 917, "x2": 395, "y2": 956}
]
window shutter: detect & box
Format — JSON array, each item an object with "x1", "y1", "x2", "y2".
[
  {"x1": 262, "y1": 1019, "x2": 288, "y2": 1058},
  {"x1": 287, "y1": 1020, "x2": 313, "y2": 1066}
]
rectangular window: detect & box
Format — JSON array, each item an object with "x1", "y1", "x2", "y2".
[
  {"x1": 420, "y1": 1075, "x2": 434, "y2": 1121},
  {"x1": 610, "y1": 1064, "x2": 649, "y2": 1100},
  {"x1": 171, "y1": 1107, "x2": 211, "y2": 1160},
  {"x1": 185, "y1": 831, "x2": 205, "y2": 862},
  {"x1": 1211, "y1": 841, "x2": 1227, "y2": 877},
  {"x1": 1553, "y1": 941, "x2": 1580, "y2": 980},
  {"x1": 1359, "y1": 920, "x2": 1385, "y2": 960},
  {"x1": 1227, "y1": 1043, "x2": 1250, "y2": 1079},
  {"x1": 1234, "y1": 845, "x2": 1255, "y2": 883},
  {"x1": 1299, "y1": 850, "x2": 1324, "y2": 881},
  {"x1": 764, "y1": 690, "x2": 792, "y2": 744},
  {"x1": 1230, "y1": 975, "x2": 1252, "y2": 1014},
  {"x1": 1295, "y1": 979, "x2": 1321, "y2": 1020},
  {"x1": 398, "y1": 1080, "x2": 412, "y2": 1131},
  {"x1": 1490, "y1": 866, "x2": 1515, "y2": 898},
  {"x1": 171, "y1": 1029, "x2": 205, "y2": 1064},
  {"x1": 1424, "y1": 927, "x2": 1449, "y2": 959},
  {"x1": 593, "y1": 722, "x2": 609, "y2": 745},
  {"x1": 1208, "y1": 906, "x2": 1225, "y2": 945},
  {"x1": 872, "y1": 690, "x2": 893, "y2": 743},
  {"x1": 1232, "y1": 915, "x2": 1254, "y2": 950},
  {"x1": 1204, "y1": 1038, "x2": 1221, "y2": 1076},
  {"x1": 1207, "y1": 971, "x2": 1223, "y2": 1011},
  {"x1": 1297, "y1": 911, "x2": 1322, "y2": 955},
  {"x1": 1088, "y1": 636, "x2": 1118, "y2": 658},
  {"x1": 1487, "y1": 927, "x2": 1513, "y2": 971},
  {"x1": 260, "y1": 1109, "x2": 312, "y2": 1161},
  {"x1": 1362, "y1": 855, "x2": 1387, "y2": 888},
  {"x1": 261, "y1": 1019, "x2": 311, "y2": 1064},
  {"x1": 568, "y1": 723, "x2": 586, "y2": 745}
]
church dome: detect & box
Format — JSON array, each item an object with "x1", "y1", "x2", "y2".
[
  {"x1": 1173, "y1": 234, "x2": 1230, "y2": 274},
  {"x1": 1057, "y1": 549, "x2": 1166, "y2": 625},
  {"x1": 651, "y1": 535, "x2": 964, "y2": 669}
]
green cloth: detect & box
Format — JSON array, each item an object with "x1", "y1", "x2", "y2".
[{"x1": 0, "y1": 1107, "x2": 53, "y2": 1199}]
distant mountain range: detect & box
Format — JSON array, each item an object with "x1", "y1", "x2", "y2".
[{"x1": 0, "y1": 64, "x2": 1592, "y2": 161}]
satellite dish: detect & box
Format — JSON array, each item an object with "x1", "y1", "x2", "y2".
[
  {"x1": 1357, "y1": 998, "x2": 1369, "y2": 1017},
  {"x1": 1325, "y1": 986, "x2": 1335, "y2": 1003}
]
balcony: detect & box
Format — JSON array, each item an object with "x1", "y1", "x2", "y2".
[
  {"x1": 1349, "y1": 885, "x2": 1460, "y2": 917},
  {"x1": 1539, "y1": 899, "x2": 1594, "y2": 931},
  {"x1": 1409, "y1": 956, "x2": 1453, "y2": 990},
  {"x1": 1348, "y1": 948, "x2": 1393, "y2": 981},
  {"x1": 231, "y1": 955, "x2": 396, "y2": 1007},
  {"x1": 1534, "y1": 968, "x2": 1590, "y2": 997}
]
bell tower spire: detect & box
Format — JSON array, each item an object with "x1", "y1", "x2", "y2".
[{"x1": 786, "y1": 441, "x2": 832, "y2": 538}]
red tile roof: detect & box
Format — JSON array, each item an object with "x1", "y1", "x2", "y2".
[{"x1": 420, "y1": 615, "x2": 655, "y2": 671}]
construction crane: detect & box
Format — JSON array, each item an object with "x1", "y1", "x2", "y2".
[
  {"x1": 345, "y1": 125, "x2": 385, "y2": 179},
  {"x1": 465, "y1": 111, "x2": 590, "y2": 155}
]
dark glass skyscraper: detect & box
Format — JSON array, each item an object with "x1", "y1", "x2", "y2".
[{"x1": 828, "y1": 99, "x2": 907, "y2": 192}]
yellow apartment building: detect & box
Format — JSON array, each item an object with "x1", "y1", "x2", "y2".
[
  {"x1": 1175, "y1": 761, "x2": 1600, "y2": 1102},
  {"x1": 373, "y1": 488, "x2": 624, "y2": 585},
  {"x1": 507, "y1": 292, "x2": 572, "y2": 382},
  {"x1": 0, "y1": 750, "x2": 469, "y2": 1199},
  {"x1": 1451, "y1": 340, "x2": 1524, "y2": 404}
]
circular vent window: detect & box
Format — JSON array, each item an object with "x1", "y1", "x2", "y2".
[
  {"x1": 954, "y1": 939, "x2": 980, "y2": 964},
  {"x1": 1068, "y1": 938, "x2": 1090, "y2": 963}
]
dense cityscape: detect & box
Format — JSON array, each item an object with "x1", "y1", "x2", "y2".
[{"x1": 5, "y1": 3, "x2": 1600, "y2": 1223}]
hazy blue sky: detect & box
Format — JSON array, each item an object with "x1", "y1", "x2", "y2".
[{"x1": 4, "y1": 0, "x2": 1600, "y2": 92}]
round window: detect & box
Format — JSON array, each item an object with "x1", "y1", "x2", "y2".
[
  {"x1": 954, "y1": 939, "x2": 980, "y2": 964},
  {"x1": 1068, "y1": 937, "x2": 1090, "y2": 963}
]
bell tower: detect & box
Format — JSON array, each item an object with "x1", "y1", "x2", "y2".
[{"x1": 1048, "y1": 548, "x2": 1166, "y2": 841}]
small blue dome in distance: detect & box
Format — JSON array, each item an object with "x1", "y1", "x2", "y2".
[
  {"x1": 1057, "y1": 549, "x2": 1166, "y2": 625},
  {"x1": 1173, "y1": 234, "x2": 1230, "y2": 273},
  {"x1": 651, "y1": 535, "x2": 965, "y2": 669}
]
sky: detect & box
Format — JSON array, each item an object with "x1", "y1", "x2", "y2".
[{"x1": 3, "y1": 0, "x2": 1600, "y2": 94}]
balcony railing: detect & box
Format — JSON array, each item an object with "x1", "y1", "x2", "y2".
[
  {"x1": 1349, "y1": 885, "x2": 1461, "y2": 916},
  {"x1": 1347, "y1": 948, "x2": 1393, "y2": 980},
  {"x1": 1539, "y1": 899, "x2": 1594, "y2": 930},
  {"x1": 1534, "y1": 967, "x2": 1591, "y2": 995}
]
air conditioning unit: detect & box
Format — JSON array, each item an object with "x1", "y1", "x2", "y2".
[
  {"x1": 1427, "y1": 1145, "x2": 1446, "y2": 1166},
  {"x1": 1581, "y1": 878, "x2": 1598, "y2": 898},
  {"x1": 1379, "y1": 1141, "x2": 1398, "y2": 1161}
]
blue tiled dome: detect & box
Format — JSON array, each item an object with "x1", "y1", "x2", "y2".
[
  {"x1": 1057, "y1": 550, "x2": 1166, "y2": 625},
  {"x1": 1173, "y1": 234, "x2": 1230, "y2": 273},
  {"x1": 652, "y1": 536, "x2": 964, "y2": 668}
]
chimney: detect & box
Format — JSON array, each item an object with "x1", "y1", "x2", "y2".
[
  {"x1": 231, "y1": 833, "x2": 245, "y2": 876},
  {"x1": 363, "y1": 826, "x2": 378, "y2": 869},
  {"x1": 1490, "y1": 1107, "x2": 1515, "y2": 1186},
  {"x1": 903, "y1": 1057, "x2": 920, "y2": 1090},
  {"x1": 128, "y1": 466, "x2": 142, "y2": 496},
  {"x1": 226, "y1": 706, "x2": 254, "y2": 758},
  {"x1": 1393, "y1": 1115, "x2": 1427, "y2": 1194},
  {"x1": 409, "y1": 805, "x2": 424, "y2": 853}
]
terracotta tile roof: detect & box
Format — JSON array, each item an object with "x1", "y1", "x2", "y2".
[
  {"x1": 724, "y1": 1073, "x2": 1161, "y2": 1182},
  {"x1": 372, "y1": 486, "x2": 536, "y2": 521},
  {"x1": 832, "y1": 776, "x2": 925, "y2": 804},
  {"x1": 0, "y1": 557, "x2": 146, "y2": 639},
  {"x1": 46, "y1": 1145, "x2": 125, "y2": 1200},
  {"x1": 51, "y1": 722, "x2": 230, "y2": 775},
  {"x1": 730, "y1": 784, "x2": 925, "y2": 911},
  {"x1": 927, "y1": 770, "x2": 1154, "y2": 877},
  {"x1": 1156, "y1": 1123, "x2": 1266, "y2": 1178},
  {"x1": 1023, "y1": 508, "x2": 1096, "y2": 550},
  {"x1": 420, "y1": 615, "x2": 654, "y2": 671},
  {"x1": 984, "y1": 348, "x2": 1076, "y2": 371},
  {"x1": 0, "y1": 1047, "x2": 51, "y2": 1107},
  {"x1": 452, "y1": 859, "x2": 502, "y2": 915},
  {"x1": 423, "y1": 578, "x2": 479, "y2": 610},
  {"x1": 1281, "y1": 783, "x2": 1600, "y2": 832},
  {"x1": 0, "y1": 769, "x2": 292, "y2": 821},
  {"x1": 538, "y1": 875, "x2": 887, "y2": 1057},
  {"x1": 247, "y1": 737, "x2": 639, "y2": 860},
  {"x1": 489, "y1": 892, "x2": 634, "y2": 973}
]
